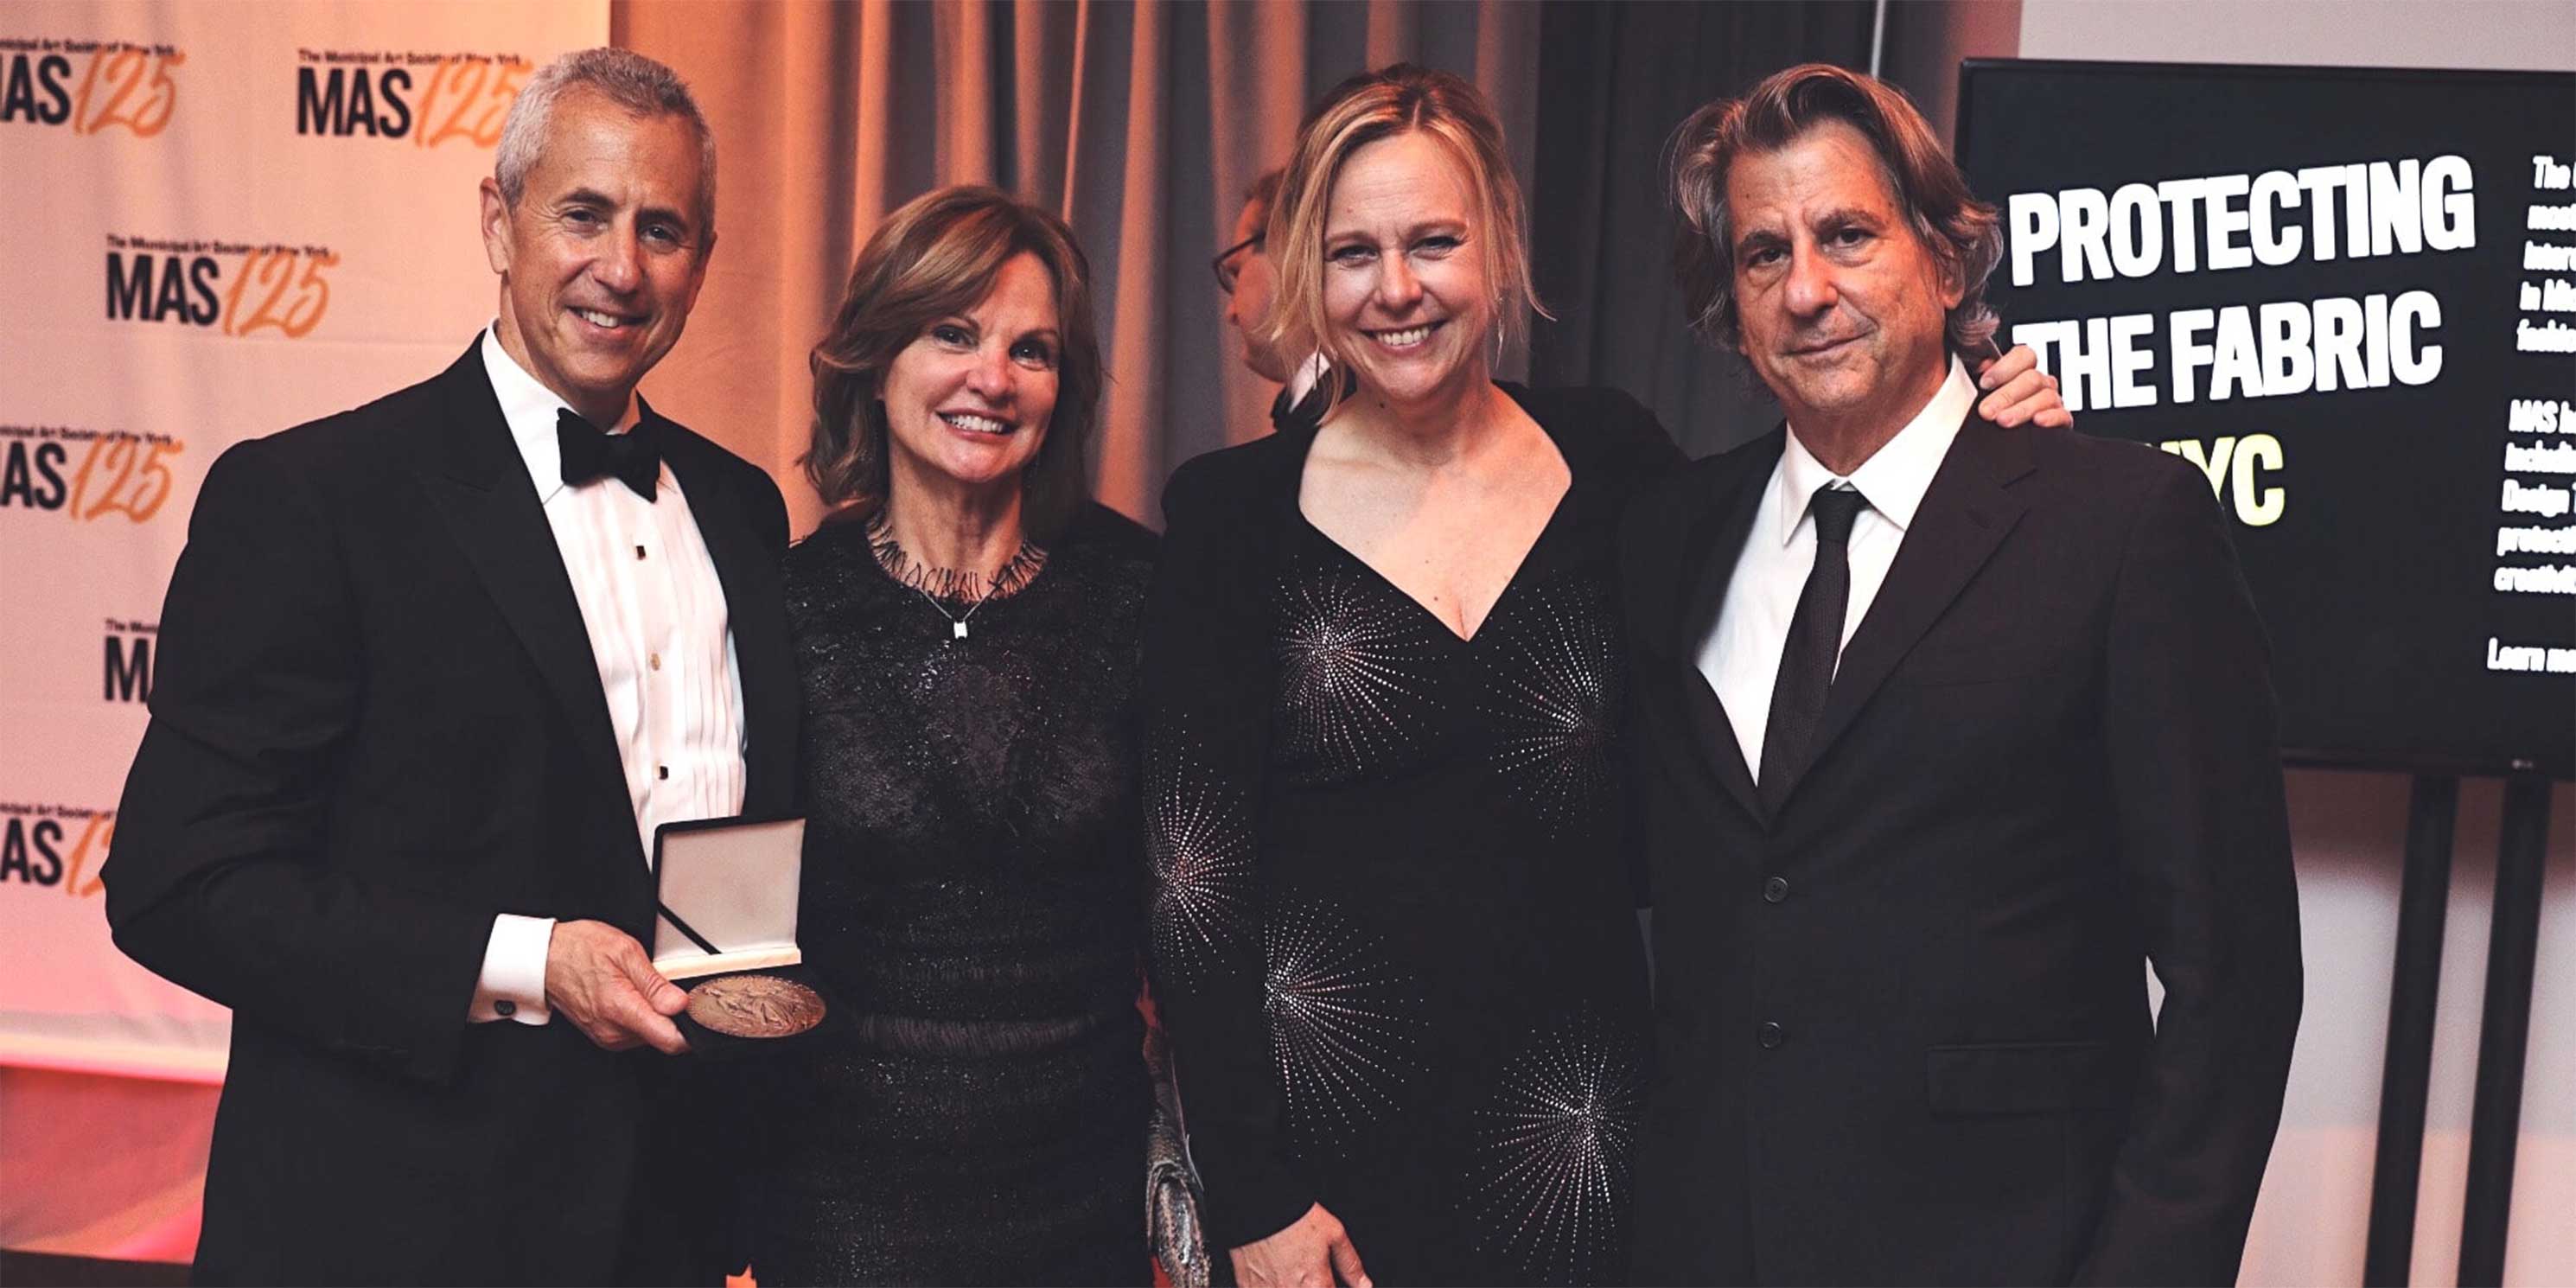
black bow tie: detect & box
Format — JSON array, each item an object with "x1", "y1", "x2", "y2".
[{"x1": 557, "y1": 408, "x2": 659, "y2": 500}]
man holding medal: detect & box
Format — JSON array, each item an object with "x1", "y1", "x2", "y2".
[{"x1": 103, "y1": 48, "x2": 795, "y2": 1285}]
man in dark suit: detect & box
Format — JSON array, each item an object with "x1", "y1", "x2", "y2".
[
  {"x1": 103, "y1": 48, "x2": 795, "y2": 1285},
  {"x1": 1621, "y1": 64, "x2": 2301, "y2": 1285}
]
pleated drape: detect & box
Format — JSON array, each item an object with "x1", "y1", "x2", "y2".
[
  {"x1": 614, "y1": 0, "x2": 1537, "y2": 532},
  {"x1": 1527, "y1": 0, "x2": 1878, "y2": 458}
]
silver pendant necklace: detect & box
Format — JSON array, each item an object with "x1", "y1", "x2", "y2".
[
  {"x1": 864, "y1": 514, "x2": 1045, "y2": 641},
  {"x1": 919, "y1": 588, "x2": 985, "y2": 640}
]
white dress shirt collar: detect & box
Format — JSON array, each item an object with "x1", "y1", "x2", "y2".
[
  {"x1": 479, "y1": 324, "x2": 641, "y2": 506},
  {"x1": 1776, "y1": 354, "x2": 1976, "y2": 545},
  {"x1": 1286, "y1": 352, "x2": 1329, "y2": 403}
]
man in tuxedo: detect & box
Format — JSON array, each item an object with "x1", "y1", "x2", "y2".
[
  {"x1": 1620, "y1": 64, "x2": 2301, "y2": 1285},
  {"x1": 1215, "y1": 168, "x2": 1333, "y2": 435},
  {"x1": 104, "y1": 48, "x2": 794, "y2": 1285}
]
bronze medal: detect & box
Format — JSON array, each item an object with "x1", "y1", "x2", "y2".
[{"x1": 685, "y1": 974, "x2": 826, "y2": 1039}]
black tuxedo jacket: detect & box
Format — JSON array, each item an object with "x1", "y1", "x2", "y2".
[
  {"x1": 1266, "y1": 368, "x2": 1337, "y2": 436},
  {"x1": 1617, "y1": 412, "x2": 2301, "y2": 1286},
  {"x1": 104, "y1": 344, "x2": 797, "y2": 1285}
]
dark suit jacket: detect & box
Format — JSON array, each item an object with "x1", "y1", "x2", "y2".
[
  {"x1": 1618, "y1": 411, "x2": 2301, "y2": 1286},
  {"x1": 103, "y1": 343, "x2": 797, "y2": 1286},
  {"x1": 1265, "y1": 367, "x2": 1339, "y2": 436}
]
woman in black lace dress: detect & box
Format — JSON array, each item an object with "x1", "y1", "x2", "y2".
[{"x1": 744, "y1": 186, "x2": 1154, "y2": 1285}]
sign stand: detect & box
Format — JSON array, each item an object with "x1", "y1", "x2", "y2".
[
  {"x1": 2362, "y1": 774, "x2": 2557, "y2": 1287},
  {"x1": 2458, "y1": 775, "x2": 2553, "y2": 1287},
  {"x1": 2363, "y1": 775, "x2": 2458, "y2": 1287}
]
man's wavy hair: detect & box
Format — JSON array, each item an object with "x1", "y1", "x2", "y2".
[
  {"x1": 804, "y1": 186, "x2": 1100, "y2": 539},
  {"x1": 1667, "y1": 63, "x2": 2001, "y2": 355}
]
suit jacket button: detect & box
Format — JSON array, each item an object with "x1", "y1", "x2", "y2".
[
  {"x1": 1763, "y1": 876, "x2": 1789, "y2": 903},
  {"x1": 1757, "y1": 1020, "x2": 1787, "y2": 1049},
  {"x1": 494, "y1": 999, "x2": 516, "y2": 1017}
]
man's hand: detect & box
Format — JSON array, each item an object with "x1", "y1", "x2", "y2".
[
  {"x1": 1231, "y1": 1203, "x2": 1370, "y2": 1288},
  {"x1": 543, "y1": 920, "x2": 690, "y2": 1054},
  {"x1": 1973, "y1": 342, "x2": 2072, "y2": 428}
]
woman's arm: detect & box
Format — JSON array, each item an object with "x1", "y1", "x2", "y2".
[{"x1": 1142, "y1": 456, "x2": 1355, "y2": 1277}]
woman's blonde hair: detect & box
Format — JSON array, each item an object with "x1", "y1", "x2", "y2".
[
  {"x1": 805, "y1": 186, "x2": 1100, "y2": 539},
  {"x1": 1255, "y1": 64, "x2": 1544, "y2": 417}
]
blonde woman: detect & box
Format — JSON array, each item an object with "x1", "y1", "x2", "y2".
[{"x1": 1142, "y1": 65, "x2": 2066, "y2": 1286}]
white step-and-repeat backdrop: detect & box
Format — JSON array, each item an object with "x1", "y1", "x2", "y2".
[{"x1": 1, "y1": 0, "x2": 605, "y2": 1081}]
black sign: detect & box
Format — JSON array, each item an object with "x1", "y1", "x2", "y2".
[{"x1": 1961, "y1": 60, "x2": 2576, "y2": 778}]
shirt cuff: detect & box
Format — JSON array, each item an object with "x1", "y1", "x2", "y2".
[{"x1": 468, "y1": 914, "x2": 555, "y2": 1025}]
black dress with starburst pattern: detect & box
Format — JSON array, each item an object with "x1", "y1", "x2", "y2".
[
  {"x1": 741, "y1": 503, "x2": 1157, "y2": 1286},
  {"x1": 1142, "y1": 385, "x2": 1683, "y2": 1286}
]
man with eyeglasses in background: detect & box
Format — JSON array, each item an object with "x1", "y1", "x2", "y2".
[{"x1": 1215, "y1": 168, "x2": 1333, "y2": 435}]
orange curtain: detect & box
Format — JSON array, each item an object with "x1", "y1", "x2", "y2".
[{"x1": 614, "y1": 0, "x2": 1538, "y2": 532}]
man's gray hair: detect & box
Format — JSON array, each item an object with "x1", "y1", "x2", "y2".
[
  {"x1": 1668, "y1": 63, "x2": 2000, "y2": 356},
  {"x1": 494, "y1": 48, "x2": 717, "y2": 239}
]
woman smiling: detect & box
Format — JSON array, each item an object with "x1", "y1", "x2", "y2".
[
  {"x1": 1144, "y1": 65, "x2": 1682, "y2": 1287},
  {"x1": 746, "y1": 185, "x2": 1157, "y2": 1285}
]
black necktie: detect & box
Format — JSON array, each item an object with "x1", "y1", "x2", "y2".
[
  {"x1": 1759, "y1": 485, "x2": 1867, "y2": 813},
  {"x1": 557, "y1": 408, "x2": 659, "y2": 500}
]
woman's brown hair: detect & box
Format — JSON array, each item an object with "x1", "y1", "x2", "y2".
[{"x1": 806, "y1": 185, "x2": 1101, "y2": 539}]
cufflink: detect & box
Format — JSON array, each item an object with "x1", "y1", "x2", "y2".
[{"x1": 495, "y1": 999, "x2": 517, "y2": 1017}]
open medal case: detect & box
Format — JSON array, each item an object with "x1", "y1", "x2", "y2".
[{"x1": 650, "y1": 814, "x2": 835, "y2": 1057}]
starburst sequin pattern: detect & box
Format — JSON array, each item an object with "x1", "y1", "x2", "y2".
[
  {"x1": 1263, "y1": 896, "x2": 1423, "y2": 1151},
  {"x1": 1145, "y1": 725, "x2": 1255, "y2": 985},
  {"x1": 1465, "y1": 1012, "x2": 1645, "y2": 1284},
  {"x1": 1272, "y1": 562, "x2": 1444, "y2": 781},
  {"x1": 1479, "y1": 584, "x2": 1621, "y2": 827}
]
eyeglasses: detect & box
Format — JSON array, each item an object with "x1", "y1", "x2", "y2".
[{"x1": 1210, "y1": 232, "x2": 1264, "y2": 294}]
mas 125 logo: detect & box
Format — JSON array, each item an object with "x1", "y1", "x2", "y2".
[
  {"x1": 2, "y1": 425, "x2": 182, "y2": 523},
  {"x1": 104, "y1": 233, "x2": 340, "y2": 336},
  {"x1": 0, "y1": 803, "x2": 112, "y2": 897},
  {"x1": 296, "y1": 48, "x2": 528, "y2": 146},
  {"x1": 105, "y1": 619, "x2": 157, "y2": 705},
  {"x1": 2, "y1": 37, "x2": 183, "y2": 137}
]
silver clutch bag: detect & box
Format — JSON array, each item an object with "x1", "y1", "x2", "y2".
[{"x1": 1146, "y1": 1023, "x2": 1211, "y2": 1288}]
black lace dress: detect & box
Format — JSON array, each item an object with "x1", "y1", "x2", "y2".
[
  {"x1": 743, "y1": 504, "x2": 1157, "y2": 1286},
  {"x1": 1143, "y1": 386, "x2": 1683, "y2": 1285}
]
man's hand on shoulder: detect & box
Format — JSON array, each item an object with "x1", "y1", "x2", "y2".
[
  {"x1": 1973, "y1": 342, "x2": 2072, "y2": 428},
  {"x1": 544, "y1": 920, "x2": 691, "y2": 1054}
]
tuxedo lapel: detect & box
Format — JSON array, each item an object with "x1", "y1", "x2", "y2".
[
  {"x1": 410, "y1": 346, "x2": 635, "y2": 827},
  {"x1": 1801, "y1": 415, "x2": 2031, "y2": 789},
  {"x1": 656, "y1": 419, "x2": 797, "y2": 819},
  {"x1": 1667, "y1": 433, "x2": 1779, "y2": 826}
]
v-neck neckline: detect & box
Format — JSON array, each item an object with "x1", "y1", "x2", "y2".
[{"x1": 1291, "y1": 383, "x2": 1577, "y2": 647}]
